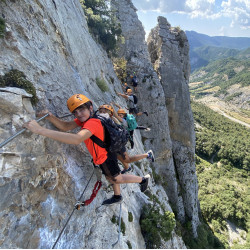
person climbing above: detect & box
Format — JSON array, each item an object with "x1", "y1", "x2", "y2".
[
  {"x1": 23, "y1": 94, "x2": 150, "y2": 206},
  {"x1": 112, "y1": 103, "x2": 152, "y2": 152},
  {"x1": 112, "y1": 103, "x2": 150, "y2": 132},
  {"x1": 98, "y1": 104, "x2": 129, "y2": 173},
  {"x1": 122, "y1": 82, "x2": 131, "y2": 93},
  {"x1": 98, "y1": 104, "x2": 155, "y2": 174},
  {"x1": 118, "y1": 88, "x2": 148, "y2": 117},
  {"x1": 130, "y1": 74, "x2": 138, "y2": 92}
]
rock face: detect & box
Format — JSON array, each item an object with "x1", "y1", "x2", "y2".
[
  {"x1": 147, "y1": 16, "x2": 200, "y2": 235},
  {"x1": 0, "y1": 0, "x2": 197, "y2": 248},
  {"x1": 111, "y1": 1, "x2": 199, "y2": 237}
]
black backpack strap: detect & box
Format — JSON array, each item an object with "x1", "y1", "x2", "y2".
[
  {"x1": 89, "y1": 115, "x2": 108, "y2": 149},
  {"x1": 90, "y1": 134, "x2": 106, "y2": 148},
  {"x1": 89, "y1": 113, "x2": 111, "y2": 150}
]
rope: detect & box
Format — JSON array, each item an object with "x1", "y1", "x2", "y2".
[
  {"x1": 52, "y1": 170, "x2": 95, "y2": 249},
  {"x1": 0, "y1": 113, "x2": 49, "y2": 148},
  {"x1": 112, "y1": 203, "x2": 122, "y2": 248},
  {"x1": 0, "y1": 113, "x2": 72, "y2": 149},
  {"x1": 83, "y1": 181, "x2": 102, "y2": 206}
]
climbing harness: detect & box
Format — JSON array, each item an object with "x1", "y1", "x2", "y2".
[
  {"x1": 52, "y1": 169, "x2": 102, "y2": 249},
  {"x1": 112, "y1": 203, "x2": 122, "y2": 248},
  {"x1": 75, "y1": 180, "x2": 102, "y2": 209},
  {"x1": 75, "y1": 164, "x2": 103, "y2": 209},
  {"x1": 0, "y1": 113, "x2": 72, "y2": 149}
]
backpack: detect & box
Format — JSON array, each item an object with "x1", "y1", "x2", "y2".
[
  {"x1": 132, "y1": 94, "x2": 138, "y2": 104},
  {"x1": 89, "y1": 114, "x2": 129, "y2": 153},
  {"x1": 126, "y1": 114, "x2": 138, "y2": 131},
  {"x1": 132, "y1": 76, "x2": 138, "y2": 83}
]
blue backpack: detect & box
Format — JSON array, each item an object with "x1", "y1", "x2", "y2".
[
  {"x1": 126, "y1": 114, "x2": 138, "y2": 131},
  {"x1": 90, "y1": 114, "x2": 129, "y2": 153}
]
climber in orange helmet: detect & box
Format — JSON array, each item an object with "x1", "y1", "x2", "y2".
[
  {"x1": 118, "y1": 88, "x2": 148, "y2": 117},
  {"x1": 98, "y1": 103, "x2": 155, "y2": 174},
  {"x1": 23, "y1": 94, "x2": 150, "y2": 206}
]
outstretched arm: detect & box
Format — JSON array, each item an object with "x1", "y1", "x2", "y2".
[
  {"x1": 118, "y1": 93, "x2": 128, "y2": 100},
  {"x1": 37, "y1": 110, "x2": 78, "y2": 132},
  {"x1": 112, "y1": 102, "x2": 121, "y2": 109},
  {"x1": 23, "y1": 120, "x2": 92, "y2": 145},
  {"x1": 110, "y1": 103, "x2": 123, "y2": 123}
]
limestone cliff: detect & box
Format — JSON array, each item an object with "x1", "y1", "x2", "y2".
[
  {"x1": 111, "y1": 0, "x2": 199, "y2": 237},
  {"x1": 147, "y1": 16, "x2": 200, "y2": 234},
  {"x1": 0, "y1": 0, "x2": 197, "y2": 248}
]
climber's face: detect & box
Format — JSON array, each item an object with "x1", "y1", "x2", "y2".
[
  {"x1": 73, "y1": 105, "x2": 93, "y2": 122},
  {"x1": 118, "y1": 113, "x2": 125, "y2": 118},
  {"x1": 99, "y1": 108, "x2": 112, "y2": 116}
]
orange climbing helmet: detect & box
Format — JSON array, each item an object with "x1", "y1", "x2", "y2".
[
  {"x1": 117, "y1": 108, "x2": 127, "y2": 114},
  {"x1": 99, "y1": 104, "x2": 114, "y2": 115},
  {"x1": 126, "y1": 89, "x2": 133, "y2": 94},
  {"x1": 67, "y1": 94, "x2": 92, "y2": 113}
]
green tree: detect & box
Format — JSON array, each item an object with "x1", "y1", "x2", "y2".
[
  {"x1": 140, "y1": 204, "x2": 176, "y2": 248},
  {"x1": 80, "y1": 0, "x2": 122, "y2": 55},
  {"x1": 0, "y1": 17, "x2": 5, "y2": 38}
]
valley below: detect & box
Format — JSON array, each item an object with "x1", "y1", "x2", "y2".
[{"x1": 189, "y1": 83, "x2": 250, "y2": 128}]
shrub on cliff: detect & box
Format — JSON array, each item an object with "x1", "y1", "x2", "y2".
[
  {"x1": 0, "y1": 69, "x2": 38, "y2": 105},
  {"x1": 0, "y1": 17, "x2": 5, "y2": 38},
  {"x1": 80, "y1": 0, "x2": 122, "y2": 56},
  {"x1": 140, "y1": 204, "x2": 175, "y2": 248}
]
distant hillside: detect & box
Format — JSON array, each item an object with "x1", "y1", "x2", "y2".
[
  {"x1": 186, "y1": 31, "x2": 250, "y2": 71},
  {"x1": 186, "y1": 31, "x2": 250, "y2": 50},
  {"x1": 190, "y1": 57, "x2": 250, "y2": 91},
  {"x1": 190, "y1": 57, "x2": 250, "y2": 127},
  {"x1": 189, "y1": 46, "x2": 248, "y2": 72},
  {"x1": 191, "y1": 101, "x2": 249, "y2": 249},
  {"x1": 194, "y1": 46, "x2": 239, "y2": 62}
]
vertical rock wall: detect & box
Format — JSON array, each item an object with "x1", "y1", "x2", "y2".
[
  {"x1": 0, "y1": 0, "x2": 149, "y2": 248},
  {"x1": 0, "y1": 0, "x2": 186, "y2": 248},
  {"x1": 112, "y1": 0, "x2": 200, "y2": 237},
  {"x1": 147, "y1": 16, "x2": 200, "y2": 236},
  {"x1": 0, "y1": 0, "x2": 200, "y2": 248}
]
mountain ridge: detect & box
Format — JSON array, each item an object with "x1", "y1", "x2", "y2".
[
  {"x1": 186, "y1": 30, "x2": 250, "y2": 50},
  {"x1": 186, "y1": 31, "x2": 250, "y2": 72}
]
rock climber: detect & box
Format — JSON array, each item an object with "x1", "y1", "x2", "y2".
[
  {"x1": 98, "y1": 104, "x2": 155, "y2": 174},
  {"x1": 23, "y1": 94, "x2": 150, "y2": 206},
  {"x1": 118, "y1": 88, "x2": 148, "y2": 117}
]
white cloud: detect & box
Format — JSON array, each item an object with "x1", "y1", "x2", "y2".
[
  {"x1": 132, "y1": 0, "x2": 216, "y2": 15},
  {"x1": 185, "y1": 0, "x2": 216, "y2": 16},
  {"x1": 132, "y1": 0, "x2": 250, "y2": 30},
  {"x1": 219, "y1": 26, "x2": 226, "y2": 36},
  {"x1": 221, "y1": 0, "x2": 250, "y2": 29},
  {"x1": 132, "y1": 0, "x2": 186, "y2": 12}
]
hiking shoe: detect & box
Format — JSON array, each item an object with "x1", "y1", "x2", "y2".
[
  {"x1": 144, "y1": 111, "x2": 149, "y2": 116},
  {"x1": 140, "y1": 174, "x2": 150, "y2": 192},
  {"x1": 102, "y1": 195, "x2": 123, "y2": 206},
  {"x1": 121, "y1": 167, "x2": 132, "y2": 174},
  {"x1": 147, "y1": 150, "x2": 155, "y2": 162},
  {"x1": 145, "y1": 127, "x2": 151, "y2": 131}
]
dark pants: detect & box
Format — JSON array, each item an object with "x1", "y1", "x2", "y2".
[
  {"x1": 100, "y1": 151, "x2": 121, "y2": 179},
  {"x1": 129, "y1": 126, "x2": 147, "y2": 149}
]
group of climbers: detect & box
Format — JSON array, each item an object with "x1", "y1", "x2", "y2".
[
  {"x1": 23, "y1": 90, "x2": 154, "y2": 206},
  {"x1": 98, "y1": 103, "x2": 153, "y2": 174},
  {"x1": 119, "y1": 73, "x2": 148, "y2": 117},
  {"x1": 122, "y1": 75, "x2": 137, "y2": 92}
]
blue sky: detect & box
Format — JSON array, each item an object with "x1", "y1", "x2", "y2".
[{"x1": 131, "y1": 0, "x2": 250, "y2": 38}]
